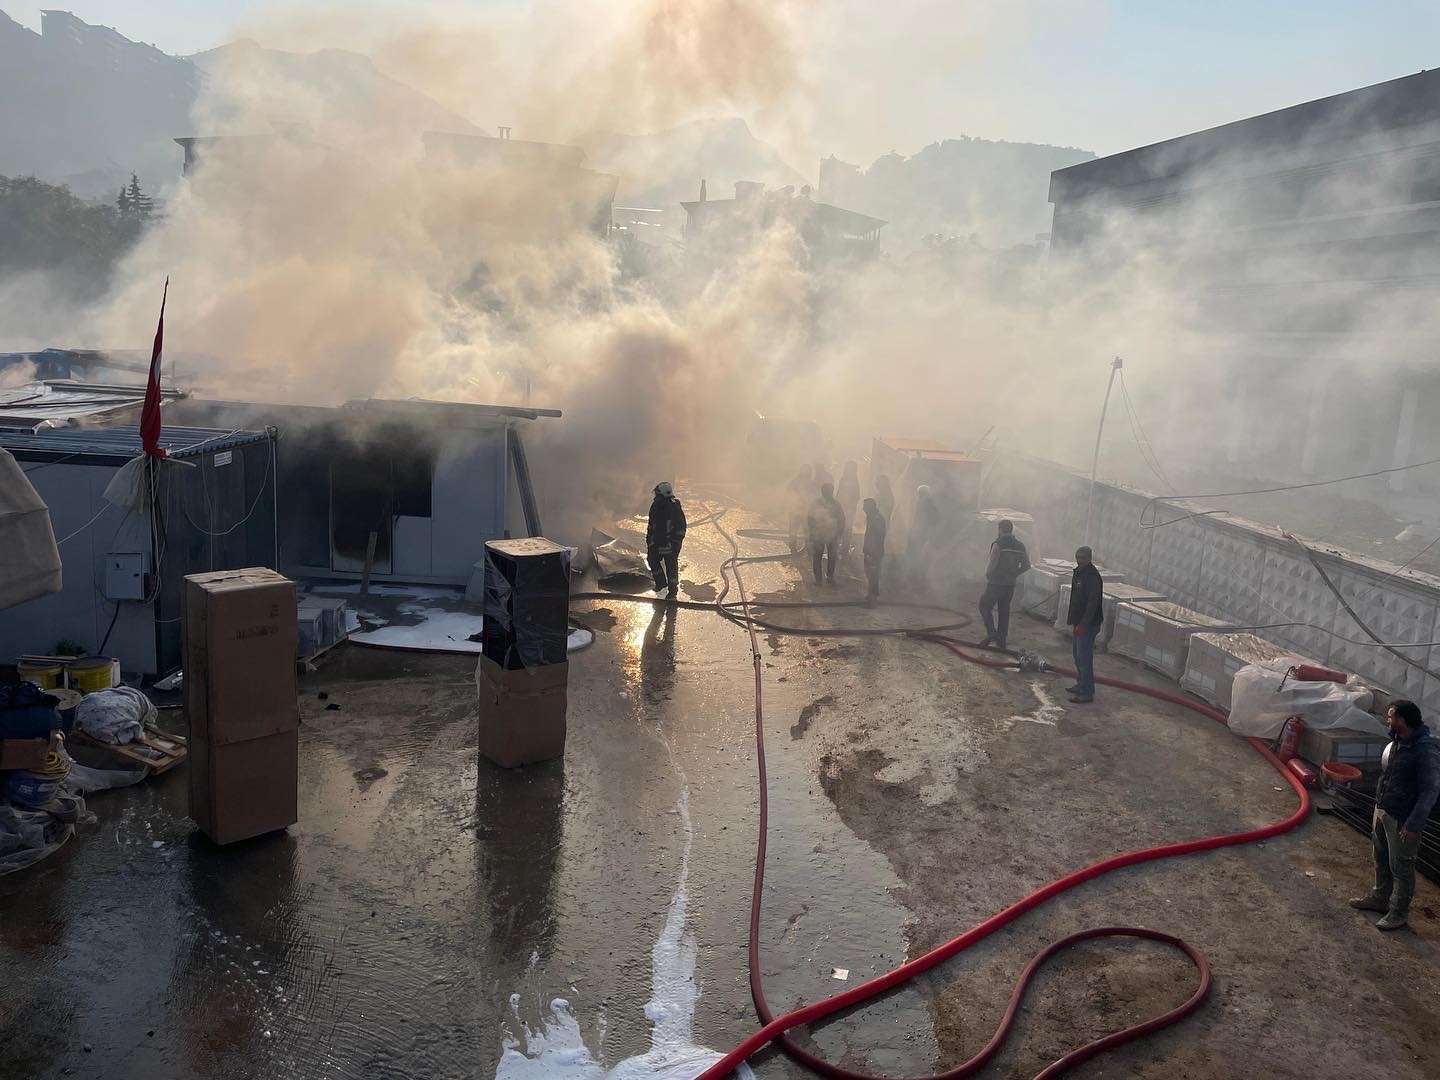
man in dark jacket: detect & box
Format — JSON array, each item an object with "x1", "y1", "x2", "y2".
[
  {"x1": 979, "y1": 519, "x2": 1030, "y2": 650},
  {"x1": 861, "y1": 498, "x2": 886, "y2": 605},
  {"x1": 1065, "y1": 546, "x2": 1104, "y2": 702},
  {"x1": 807, "y1": 482, "x2": 846, "y2": 585},
  {"x1": 1349, "y1": 699, "x2": 1440, "y2": 930},
  {"x1": 646, "y1": 481, "x2": 687, "y2": 599}
]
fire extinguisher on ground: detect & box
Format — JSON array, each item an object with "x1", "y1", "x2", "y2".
[{"x1": 1279, "y1": 714, "x2": 1306, "y2": 761}]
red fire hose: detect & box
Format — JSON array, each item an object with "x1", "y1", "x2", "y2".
[{"x1": 694, "y1": 523, "x2": 1313, "y2": 1080}]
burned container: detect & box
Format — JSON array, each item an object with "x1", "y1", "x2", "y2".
[{"x1": 480, "y1": 538, "x2": 571, "y2": 670}]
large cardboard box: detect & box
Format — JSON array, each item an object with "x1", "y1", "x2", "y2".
[
  {"x1": 477, "y1": 654, "x2": 567, "y2": 768},
  {"x1": 184, "y1": 568, "x2": 300, "y2": 844}
]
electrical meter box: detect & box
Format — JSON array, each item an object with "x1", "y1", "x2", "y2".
[{"x1": 104, "y1": 552, "x2": 149, "y2": 600}]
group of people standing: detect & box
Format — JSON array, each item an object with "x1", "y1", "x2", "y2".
[
  {"x1": 788, "y1": 462, "x2": 895, "y2": 601},
  {"x1": 648, "y1": 473, "x2": 1106, "y2": 704}
]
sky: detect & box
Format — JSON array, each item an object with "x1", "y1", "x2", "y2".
[{"x1": 7, "y1": 1, "x2": 1440, "y2": 165}]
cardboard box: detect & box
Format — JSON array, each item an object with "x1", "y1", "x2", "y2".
[
  {"x1": 0, "y1": 738, "x2": 49, "y2": 771},
  {"x1": 476, "y1": 654, "x2": 567, "y2": 768},
  {"x1": 189, "y1": 729, "x2": 299, "y2": 845},
  {"x1": 184, "y1": 568, "x2": 300, "y2": 844}
]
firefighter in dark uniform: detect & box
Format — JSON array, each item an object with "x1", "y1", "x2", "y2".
[{"x1": 646, "y1": 481, "x2": 687, "y2": 600}]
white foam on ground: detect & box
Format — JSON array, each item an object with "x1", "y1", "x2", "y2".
[
  {"x1": 1005, "y1": 679, "x2": 1063, "y2": 727},
  {"x1": 496, "y1": 786, "x2": 752, "y2": 1080},
  {"x1": 348, "y1": 608, "x2": 594, "y2": 654}
]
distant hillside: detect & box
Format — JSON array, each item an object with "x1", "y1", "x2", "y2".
[
  {"x1": 0, "y1": 9, "x2": 197, "y2": 199},
  {"x1": 820, "y1": 137, "x2": 1097, "y2": 250},
  {"x1": 578, "y1": 117, "x2": 808, "y2": 210},
  {"x1": 0, "y1": 9, "x2": 480, "y2": 199}
]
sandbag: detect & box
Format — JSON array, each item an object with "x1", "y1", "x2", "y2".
[{"x1": 1227, "y1": 657, "x2": 1382, "y2": 739}]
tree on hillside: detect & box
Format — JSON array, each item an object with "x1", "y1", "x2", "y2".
[
  {"x1": 0, "y1": 175, "x2": 143, "y2": 301},
  {"x1": 117, "y1": 173, "x2": 155, "y2": 221}
]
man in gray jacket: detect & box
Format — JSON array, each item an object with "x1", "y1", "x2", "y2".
[{"x1": 1349, "y1": 699, "x2": 1440, "y2": 930}]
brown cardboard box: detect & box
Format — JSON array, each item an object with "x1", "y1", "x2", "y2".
[
  {"x1": 0, "y1": 738, "x2": 49, "y2": 771},
  {"x1": 477, "y1": 655, "x2": 567, "y2": 768},
  {"x1": 184, "y1": 568, "x2": 300, "y2": 844},
  {"x1": 188, "y1": 729, "x2": 299, "y2": 845}
]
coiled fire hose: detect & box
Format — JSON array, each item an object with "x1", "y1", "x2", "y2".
[{"x1": 573, "y1": 501, "x2": 1310, "y2": 1080}]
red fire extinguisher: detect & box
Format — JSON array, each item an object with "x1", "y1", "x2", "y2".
[{"x1": 1279, "y1": 715, "x2": 1306, "y2": 761}]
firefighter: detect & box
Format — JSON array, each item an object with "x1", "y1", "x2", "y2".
[{"x1": 646, "y1": 481, "x2": 687, "y2": 599}]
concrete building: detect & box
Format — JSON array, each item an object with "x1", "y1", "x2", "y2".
[
  {"x1": 1047, "y1": 69, "x2": 1440, "y2": 511},
  {"x1": 681, "y1": 180, "x2": 886, "y2": 263}
]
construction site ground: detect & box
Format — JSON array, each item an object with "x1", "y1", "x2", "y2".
[{"x1": 2, "y1": 499, "x2": 1438, "y2": 1080}]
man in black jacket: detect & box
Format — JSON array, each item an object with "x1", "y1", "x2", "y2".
[
  {"x1": 1065, "y1": 546, "x2": 1104, "y2": 703},
  {"x1": 646, "y1": 481, "x2": 687, "y2": 600},
  {"x1": 1349, "y1": 699, "x2": 1440, "y2": 930},
  {"x1": 979, "y1": 519, "x2": 1030, "y2": 649}
]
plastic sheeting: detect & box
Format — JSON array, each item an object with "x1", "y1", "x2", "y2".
[
  {"x1": 0, "y1": 791, "x2": 93, "y2": 876},
  {"x1": 482, "y1": 539, "x2": 571, "y2": 670},
  {"x1": 1227, "y1": 657, "x2": 1382, "y2": 739},
  {"x1": 75, "y1": 686, "x2": 156, "y2": 744},
  {"x1": 0, "y1": 448, "x2": 61, "y2": 611},
  {"x1": 588, "y1": 528, "x2": 650, "y2": 579}
]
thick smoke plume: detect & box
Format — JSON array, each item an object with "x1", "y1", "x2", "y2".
[{"x1": 37, "y1": 1, "x2": 1440, "y2": 545}]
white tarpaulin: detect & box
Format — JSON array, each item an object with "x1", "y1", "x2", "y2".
[
  {"x1": 1227, "y1": 657, "x2": 1382, "y2": 739},
  {"x1": 0, "y1": 449, "x2": 61, "y2": 611}
]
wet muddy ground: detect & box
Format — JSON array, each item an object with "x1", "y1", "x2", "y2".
[{"x1": 2, "y1": 496, "x2": 1437, "y2": 1079}]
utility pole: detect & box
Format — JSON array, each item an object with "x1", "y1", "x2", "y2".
[{"x1": 1084, "y1": 356, "x2": 1124, "y2": 547}]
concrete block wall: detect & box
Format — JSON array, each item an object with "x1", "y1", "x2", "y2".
[{"x1": 992, "y1": 457, "x2": 1440, "y2": 715}]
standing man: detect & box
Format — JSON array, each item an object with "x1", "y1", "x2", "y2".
[
  {"x1": 978, "y1": 519, "x2": 1030, "y2": 650},
  {"x1": 807, "y1": 482, "x2": 846, "y2": 585},
  {"x1": 861, "y1": 497, "x2": 887, "y2": 606},
  {"x1": 1065, "y1": 546, "x2": 1104, "y2": 703},
  {"x1": 646, "y1": 481, "x2": 687, "y2": 600},
  {"x1": 1349, "y1": 699, "x2": 1440, "y2": 930}
]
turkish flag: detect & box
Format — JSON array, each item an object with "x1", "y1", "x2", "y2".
[{"x1": 140, "y1": 278, "x2": 168, "y2": 459}]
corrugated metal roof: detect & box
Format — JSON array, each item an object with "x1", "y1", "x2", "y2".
[
  {"x1": 0, "y1": 380, "x2": 181, "y2": 427},
  {"x1": 0, "y1": 425, "x2": 272, "y2": 462}
]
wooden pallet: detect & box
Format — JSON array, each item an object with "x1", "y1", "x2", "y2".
[{"x1": 70, "y1": 728, "x2": 189, "y2": 776}]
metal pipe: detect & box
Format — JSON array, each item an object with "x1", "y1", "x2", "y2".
[{"x1": 1085, "y1": 356, "x2": 1123, "y2": 546}]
